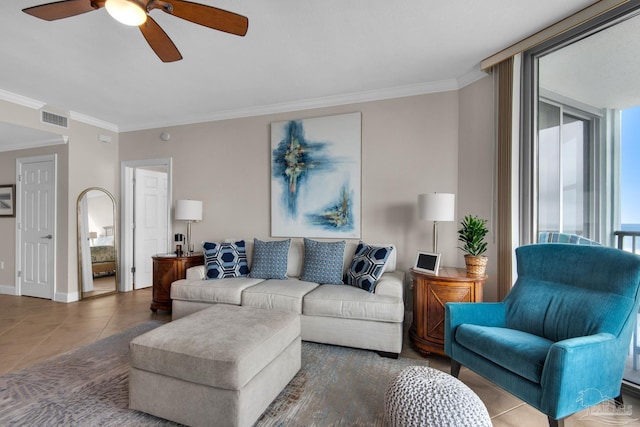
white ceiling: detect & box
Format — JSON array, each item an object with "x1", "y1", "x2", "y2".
[{"x1": 1, "y1": 1, "x2": 597, "y2": 132}]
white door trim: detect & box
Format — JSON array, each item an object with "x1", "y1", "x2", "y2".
[
  {"x1": 15, "y1": 153, "x2": 57, "y2": 299},
  {"x1": 120, "y1": 158, "x2": 172, "y2": 292}
]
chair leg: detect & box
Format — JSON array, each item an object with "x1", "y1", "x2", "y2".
[
  {"x1": 451, "y1": 359, "x2": 461, "y2": 378},
  {"x1": 615, "y1": 392, "x2": 624, "y2": 406},
  {"x1": 548, "y1": 416, "x2": 565, "y2": 427}
]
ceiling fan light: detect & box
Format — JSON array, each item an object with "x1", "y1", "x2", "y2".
[{"x1": 105, "y1": 0, "x2": 147, "y2": 26}]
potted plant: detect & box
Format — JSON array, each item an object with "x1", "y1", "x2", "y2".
[{"x1": 458, "y1": 215, "x2": 489, "y2": 276}]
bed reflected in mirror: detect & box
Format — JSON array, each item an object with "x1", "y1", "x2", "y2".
[{"x1": 77, "y1": 187, "x2": 118, "y2": 299}]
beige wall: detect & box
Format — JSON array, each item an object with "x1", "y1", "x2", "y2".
[
  {"x1": 458, "y1": 76, "x2": 498, "y2": 301},
  {"x1": 0, "y1": 99, "x2": 119, "y2": 300},
  {"x1": 66, "y1": 120, "x2": 119, "y2": 299},
  {"x1": 120, "y1": 83, "x2": 497, "y2": 298},
  {"x1": 0, "y1": 74, "x2": 496, "y2": 302}
]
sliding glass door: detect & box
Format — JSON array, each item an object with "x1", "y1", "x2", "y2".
[
  {"x1": 538, "y1": 101, "x2": 594, "y2": 238},
  {"x1": 522, "y1": 4, "x2": 640, "y2": 391}
]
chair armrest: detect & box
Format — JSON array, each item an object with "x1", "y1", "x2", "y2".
[
  {"x1": 541, "y1": 333, "x2": 621, "y2": 418},
  {"x1": 444, "y1": 302, "x2": 507, "y2": 356}
]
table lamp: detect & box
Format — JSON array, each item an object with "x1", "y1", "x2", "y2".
[
  {"x1": 418, "y1": 193, "x2": 455, "y2": 253},
  {"x1": 175, "y1": 199, "x2": 203, "y2": 254}
]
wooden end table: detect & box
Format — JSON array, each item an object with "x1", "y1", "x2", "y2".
[
  {"x1": 151, "y1": 252, "x2": 204, "y2": 312},
  {"x1": 409, "y1": 266, "x2": 487, "y2": 357}
]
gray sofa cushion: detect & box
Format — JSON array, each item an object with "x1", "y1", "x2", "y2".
[
  {"x1": 242, "y1": 279, "x2": 320, "y2": 314},
  {"x1": 170, "y1": 277, "x2": 264, "y2": 305},
  {"x1": 130, "y1": 305, "x2": 300, "y2": 390},
  {"x1": 302, "y1": 284, "x2": 404, "y2": 322}
]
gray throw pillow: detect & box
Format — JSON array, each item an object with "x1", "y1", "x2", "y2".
[
  {"x1": 248, "y1": 238, "x2": 291, "y2": 280},
  {"x1": 300, "y1": 238, "x2": 346, "y2": 284}
]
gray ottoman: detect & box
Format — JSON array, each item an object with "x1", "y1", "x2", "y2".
[
  {"x1": 129, "y1": 304, "x2": 301, "y2": 427},
  {"x1": 385, "y1": 366, "x2": 492, "y2": 427}
]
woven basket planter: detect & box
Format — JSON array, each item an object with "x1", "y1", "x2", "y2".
[{"x1": 464, "y1": 255, "x2": 488, "y2": 276}]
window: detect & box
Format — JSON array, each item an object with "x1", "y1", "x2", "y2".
[
  {"x1": 522, "y1": 3, "x2": 640, "y2": 390},
  {"x1": 537, "y1": 99, "x2": 599, "y2": 238}
]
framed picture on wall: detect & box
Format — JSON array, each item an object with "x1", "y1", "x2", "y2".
[
  {"x1": 0, "y1": 185, "x2": 16, "y2": 217},
  {"x1": 414, "y1": 251, "x2": 441, "y2": 275},
  {"x1": 270, "y1": 112, "x2": 361, "y2": 238}
]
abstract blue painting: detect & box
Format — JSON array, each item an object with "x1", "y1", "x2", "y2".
[{"x1": 271, "y1": 112, "x2": 361, "y2": 238}]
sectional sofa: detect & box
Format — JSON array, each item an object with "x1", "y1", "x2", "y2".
[{"x1": 170, "y1": 238, "x2": 406, "y2": 356}]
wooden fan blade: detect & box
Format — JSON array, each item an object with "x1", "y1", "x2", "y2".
[
  {"x1": 22, "y1": 0, "x2": 102, "y2": 21},
  {"x1": 157, "y1": 0, "x2": 248, "y2": 36},
  {"x1": 139, "y1": 16, "x2": 182, "y2": 62}
]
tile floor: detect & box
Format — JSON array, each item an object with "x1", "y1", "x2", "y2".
[{"x1": 1, "y1": 288, "x2": 639, "y2": 426}]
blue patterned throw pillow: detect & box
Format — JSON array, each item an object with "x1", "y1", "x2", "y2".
[
  {"x1": 344, "y1": 242, "x2": 393, "y2": 292},
  {"x1": 300, "y1": 238, "x2": 346, "y2": 285},
  {"x1": 248, "y1": 238, "x2": 291, "y2": 280},
  {"x1": 203, "y1": 240, "x2": 249, "y2": 279}
]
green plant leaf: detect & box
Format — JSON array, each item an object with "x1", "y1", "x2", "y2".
[{"x1": 457, "y1": 214, "x2": 489, "y2": 256}]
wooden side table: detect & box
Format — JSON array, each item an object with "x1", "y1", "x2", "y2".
[
  {"x1": 409, "y1": 266, "x2": 487, "y2": 356},
  {"x1": 151, "y1": 253, "x2": 204, "y2": 312}
]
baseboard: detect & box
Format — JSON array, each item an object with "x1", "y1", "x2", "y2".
[
  {"x1": 0, "y1": 286, "x2": 80, "y2": 302},
  {"x1": 55, "y1": 291, "x2": 79, "y2": 303},
  {"x1": 0, "y1": 284, "x2": 17, "y2": 295}
]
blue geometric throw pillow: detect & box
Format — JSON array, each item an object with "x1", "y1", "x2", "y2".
[
  {"x1": 203, "y1": 240, "x2": 249, "y2": 279},
  {"x1": 248, "y1": 238, "x2": 291, "y2": 280},
  {"x1": 300, "y1": 238, "x2": 346, "y2": 285},
  {"x1": 344, "y1": 242, "x2": 393, "y2": 293}
]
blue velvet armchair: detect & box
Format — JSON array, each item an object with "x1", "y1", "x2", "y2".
[{"x1": 445, "y1": 244, "x2": 640, "y2": 426}]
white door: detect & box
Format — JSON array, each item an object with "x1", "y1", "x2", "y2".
[
  {"x1": 17, "y1": 155, "x2": 56, "y2": 299},
  {"x1": 133, "y1": 168, "x2": 169, "y2": 289}
]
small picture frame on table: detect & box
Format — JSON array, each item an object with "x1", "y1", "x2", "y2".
[
  {"x1": 414, "y1": 251, "x2": 441, "y2": 275},
  {"x1": 0, "y1": 185, "x2": 16, "y2": 217}
]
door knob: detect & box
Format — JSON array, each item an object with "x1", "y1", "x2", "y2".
[{"x1": 41, "y1": 234, "x2": 53, "y2": 239}]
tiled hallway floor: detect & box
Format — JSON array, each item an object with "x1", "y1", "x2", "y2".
[{"x1": 0, "y1": 288, "x2": 639, "y2": 426}]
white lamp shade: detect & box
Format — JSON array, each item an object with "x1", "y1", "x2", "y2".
[
  {"x1": 418, "y1": 193, "x2": 455, "y2": 222},
  {"x1": 175, "y1": 200, "x2": 203, "y2": 221}
]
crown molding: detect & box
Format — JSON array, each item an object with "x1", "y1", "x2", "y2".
[
  {"x1": 0, "y1": 89, "x2": 46, "y2": 110},
  {"x1": 119, "y1": 79, "x2": 460, "y2": 132},
  {"x1": 4, "y1": 72, "x2": 489, "y2": 134},
  {"x1": 69, "y1": 111, "x2": 118, "y2": 132},
  {"x1": 0, "y1": 135, "x2": 67, "y2": 153},
  {"x1": 456, "y1": 67, "x2": 490, "y2": 89}
]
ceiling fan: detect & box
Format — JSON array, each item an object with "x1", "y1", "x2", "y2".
[{"x1": 22, "y1": 0, "x2": 249, "y2": 62}]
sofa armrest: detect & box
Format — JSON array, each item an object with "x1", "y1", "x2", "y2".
[
  {"x1": 444, "y1": 302, "x2": 507, "y2": 356},
  {"x1": 374, "y1": 270, "x2": 404, "y2": 299},
  {"x1": 186, "y1": 265, "x2": 206, "y2": 280},
  {"x1": 541, "y1": 333, "x2": 622, "y2": 417}
]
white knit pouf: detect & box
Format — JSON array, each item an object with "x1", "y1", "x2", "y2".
[{"x1": 384, "y1": 366, "x2": 492, "y2": 427}]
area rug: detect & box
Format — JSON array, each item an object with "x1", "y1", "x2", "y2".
[{"x1": 0, "y1": 320, "x2": 428, "y2": 426}]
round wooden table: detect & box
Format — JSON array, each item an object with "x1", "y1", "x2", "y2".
[{"x1": 409, "y1": 267, "x2": 487, "y2": 356}]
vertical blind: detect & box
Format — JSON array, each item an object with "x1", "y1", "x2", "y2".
[{"x1": 496, "y1": 58, "x2": 514, "y2": 300}]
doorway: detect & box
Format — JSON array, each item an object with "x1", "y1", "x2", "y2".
[
  {"x1": 16, "y1": 154, "x2": 57, "y2": 299},
  {"x1": 121, "y1": 158, "x2": 172, "y2": 292}
]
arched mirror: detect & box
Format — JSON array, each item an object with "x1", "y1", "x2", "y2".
[{"x1": 77, "y1": 188, "x2": 118, "y2": 299}]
